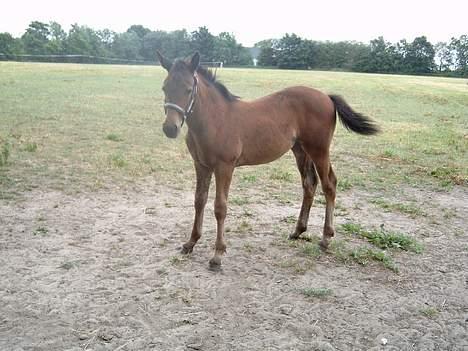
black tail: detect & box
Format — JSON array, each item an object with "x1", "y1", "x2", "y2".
[{"x1": 329, "y1": 95, "x2": 380, "y2": 135}]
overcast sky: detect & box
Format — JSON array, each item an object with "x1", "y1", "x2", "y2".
[{"x1": 1, "y1": 0, "x2": 466, "y2": 46}]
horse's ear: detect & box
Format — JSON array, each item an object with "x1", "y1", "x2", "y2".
[
  {"x1": 189, "y1": 52, "x2": 200, "y2": 72},
  {"x1": 156, "y1": 50, "x2": 172, "y2": 71}
]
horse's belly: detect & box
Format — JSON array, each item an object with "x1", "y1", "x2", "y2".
[{"x1": 236, "y1": 133, "x2": 295, "y2": 166}]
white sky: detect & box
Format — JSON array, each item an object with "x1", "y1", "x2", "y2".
[{"x1": 1, "y1": 0, "x2": 467, "y2": 46}]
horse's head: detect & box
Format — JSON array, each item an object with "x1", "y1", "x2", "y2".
[{"x1": 157, "y1": 51, "x2": 200, "y2": 138}]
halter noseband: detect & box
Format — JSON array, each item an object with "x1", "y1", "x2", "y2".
[{"x1": 164, "y1": 73, "x2": 198, "y2": 126}]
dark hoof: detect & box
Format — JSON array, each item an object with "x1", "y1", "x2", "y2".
[
  {"x1": 208, "y1": 256, "x2": 222, "y2": 270},
  {"x1": 289, "y1": 233, "x2": 301, "y2": 240},
  {"x1": 319, "y1": 239, "x2": 331, "y2": 251},
  {"x1": 181, "y1": 244, "x2": 193, "y2": 254}
]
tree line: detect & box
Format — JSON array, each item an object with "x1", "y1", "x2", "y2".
[
  {"x1": 256, "y1": 34, "x2": 468, "y2": 76},
  {"x1": 0, "y1": 21, "x2": 252, "y2": 65},
  {"x1": 0, "y1": 21, "x2": 466, "y2": 76}
]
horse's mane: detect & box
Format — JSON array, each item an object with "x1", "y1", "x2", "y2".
[
  {"x1": 196, "y1": 65, "x2": 240, "y2": 102},
  {"x1": 172, "y1": 59, "x2": 239, "y2": 102}
]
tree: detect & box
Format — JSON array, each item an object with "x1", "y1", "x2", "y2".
[
  {"x1": 65, "y1": 24, "x2": 106, "y2": 57},
  {"x1": 256, "y1": 39, "x2": 278, "y2": 67},
  {"x1": 190, "y1": 27, "x2": 215, "y2": 61},
  {"x1": 0, "y1": 32, "x2": 17, "y2": 54},
  {"x1": 21, "y1": 21, "x2": 51, "y2": 55},
  {"x1": 450, "y1": 35, "x2": 468, "y2": 76},
  {"x1": 404, "y1": 36, "x2": 435, "y2": 73},
  {"x1": 434, "y1": 42, "x2": 454, "y2": 73},
  {"x1": 47, "y1": 21, "x2": 66, "y2": 54},
  {"x1": 112, "y1": 32, "x2": 141, "y2": 60},
  {"x1": 276, "y1": 33, "x2": 309, "y2": 69}
]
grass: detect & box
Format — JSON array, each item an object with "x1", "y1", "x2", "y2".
[
  {"x1": 420, "y1": 307, "x2": 439, "y2": 318},
  {"x1": 330, "y1": 240, "x2": 399, "y2": 272},
  {"x1": 0, "y1": 140, "x2": 10, "y2": 167},
  {"x1": 341, "y1": 223, "x2": 423, "y2": 253},
  {"x1": 370, "y1": 198, "x2": 425, "y2": 217},
  {"x1": 300, "y1": 287, "x2": 333, "y2": 298},
  {"x1": 106, "y1": 133, "x2": 124, "y2": 142},
  {"x1": 0, "y1": 62, "x2": 466, "y2": 198}
]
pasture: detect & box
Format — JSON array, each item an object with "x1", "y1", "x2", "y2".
[{"x1": 0, "y1": 62, "x2": 467, "y2": 350}]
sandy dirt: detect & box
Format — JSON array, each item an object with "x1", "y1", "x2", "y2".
[{"x1": 0, "y1": 180, "x2": 467, "y2": 351}]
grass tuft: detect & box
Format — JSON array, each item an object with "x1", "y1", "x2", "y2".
[
  {"x1": 300, "y1": 287, "x2": 333, "y2": 298},
  {"x1": 0, "y1": 141, "x2": 10, "y2": 167},
  {"x1": 341, "y1": 223, "x2": 423, "y2": 253},
  {"x1": 370, "y1": 198, "x2": 425, "y2": 217},
  {"x1": 106, "y1": 133, "x2": 123, "y2": 142},
  {"x1": 24, "y1": 142, "x2": 37, "y2": 152}
]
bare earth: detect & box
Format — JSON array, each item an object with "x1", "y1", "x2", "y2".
[{"x1": 0, "y1": 180, "x2": 467, "y2": 351}]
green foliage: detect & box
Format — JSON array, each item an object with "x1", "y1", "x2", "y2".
[
  {"x1": 341, "y1": 223, "x2": 423, "y2": 253},
  {"x1": 2, "y1": 20, "x2": 467, "y2": 75}
]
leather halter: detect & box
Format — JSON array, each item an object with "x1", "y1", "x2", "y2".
[{"x1": 164, "y1": 73, "x2": 198, "y2": 126}]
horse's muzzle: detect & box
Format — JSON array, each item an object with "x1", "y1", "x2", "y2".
[{"x1": 162, "y1": 122, "x2": 179, "y2": 138}]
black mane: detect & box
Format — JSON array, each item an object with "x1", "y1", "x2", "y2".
[
  {"x1": 172, "y1": 59, "x2": 239, "y2": 102},
  {"x1": 196, "y1": 65, "x2": 240, "y2": 102}
]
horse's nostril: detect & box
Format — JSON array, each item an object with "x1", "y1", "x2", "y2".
[{"x1": 163, "y1": 124, "x2": 178, "y2": 138}]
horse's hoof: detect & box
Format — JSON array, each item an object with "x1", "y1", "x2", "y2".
[
  {"x1": 289, "y1": 233, "x2": 300, "y2": 240},
  {"x1": 181, "y1": 244, "x2": 193, "y2": 254},
  {"x1": 319, "y1": 239, "x2": 331, "y2": 251},
  {"x1": 209, "y1": 256, "x2": 222, "y2": 269}
]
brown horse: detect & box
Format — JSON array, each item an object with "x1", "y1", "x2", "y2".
[{"x1": 157, "y1": 51, "x2": 379, "y2": 268}]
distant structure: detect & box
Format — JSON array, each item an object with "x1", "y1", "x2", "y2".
[{"x1": 248, "y1": 47, "x2": 261, "y2": 66}]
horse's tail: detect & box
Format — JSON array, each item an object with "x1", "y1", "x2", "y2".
[{"x1": 329, "y1": 94, "x2": 380, "y2": 135}]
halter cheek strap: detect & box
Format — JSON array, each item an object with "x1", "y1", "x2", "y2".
[{"x1": 164, "y1": 74, "x2": 198, "y2": 126}]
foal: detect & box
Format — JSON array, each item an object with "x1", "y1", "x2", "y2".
[{"x1": 157, "y1": 51, "x2": 379, "y2": 267}]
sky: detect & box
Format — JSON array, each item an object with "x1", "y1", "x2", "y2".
[{"x1": 1, "y1": 0, "x2": 467, "y2": 46}]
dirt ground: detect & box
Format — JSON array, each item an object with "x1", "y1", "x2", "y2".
[{"x1": 0, "y1": 180, "x2": 467, "y2": 351}]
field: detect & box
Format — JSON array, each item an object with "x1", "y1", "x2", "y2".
[{"x1": 0, "y1": 62, "x2": 467, "y2": 350}]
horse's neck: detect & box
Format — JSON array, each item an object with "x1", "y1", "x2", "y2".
[{"x1": 188, "y1": 82, "x2": 229, "y2": 133}]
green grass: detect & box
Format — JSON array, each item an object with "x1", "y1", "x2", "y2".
[
  {"x1": 0, "y1": 140, "x2": 10, "y2": 167},
  {"x1": 341, "y1": 223, "x2": 423, "y2": 253},
  {"x1": 370, "y1": 198, "x2": 425, "y2": 217},
  {"x1": 300, "y1": 287, "x2": 333, "y2": 298},
  {"x1": 0, "y1": 62, "x2": 466, "y2": 197}
]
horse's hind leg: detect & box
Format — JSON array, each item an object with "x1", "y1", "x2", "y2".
[
  {"x1": 289, "y1": 143, "x2": 318, "y2": 240},
  {"x1": 312, "y1": 154, "x2": 337, "y2": 249}
]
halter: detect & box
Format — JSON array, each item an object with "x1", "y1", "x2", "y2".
[{"x1": 164, "y1": 73, "x2": 198, "y2": 126}]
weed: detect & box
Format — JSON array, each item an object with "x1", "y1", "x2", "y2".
[
  {"x1": 33, "y1": 226, "x2": 48, "y2": 236},
  {"x1": 230, "y1": 196, "x2": 249, "y2": 206},
  {"x1": 59, "y1": 260, "x2": 79, "y2": 270},
  {"x1": 301, "y1": 242, "x2": 322, "y2": 258},
  {"x1": 300, "y1": 287, "x2": 333, "y2": 298},
  {"x1": 337, "y1": 178, "x2": 353, "y2": 191},
  {"x1": 349, "y1": 247, "x2": 399, "y2": 272},
  {"x1": 0, "y1": 141, "x2": 10, "y2": 167},
  {"x1": 420, "y1": 307, "x2": 439, "y2": 318},
  {"x1": 370, "y1": 198, "x2": 425, "y2": 217},
  {"x1": 241, "y1": 174, "x2": 257, "y2": 183},
  {"x1": 24, "y1": 142, "x2": 37, "y2": 152},
  {"x1": 270, "y1": 170, "x2": 294, "y2": 182},
  {"x1": 237, "y1": 220, "x2": 252, "y2": 233},
  {"x1": 281, "y1": 215, "x2": 296, "y2": 224},
  {"x1": 110, "y1": 153, "x2": 127, "y2": 168},
  {"x1": 106, "y1": 133, "x2": 123, "y2": 142},
  {"x1": 341, "y1": 223, "x2": 423, "y2": 253},
  {"x1": 169, "y1": 256, "x2": 187, "y2": 265}
]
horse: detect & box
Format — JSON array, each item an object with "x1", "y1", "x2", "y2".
[{"x1": 156, "y1": 51, "x2": 379, "y2": 268}]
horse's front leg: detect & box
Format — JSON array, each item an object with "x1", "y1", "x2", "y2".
[
  {"x1": 209, "y1": 163, "x2": 234, "y2": 268},
  {"x1": 181, "y1": 161, "x2": 213, "y2": 254}
]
